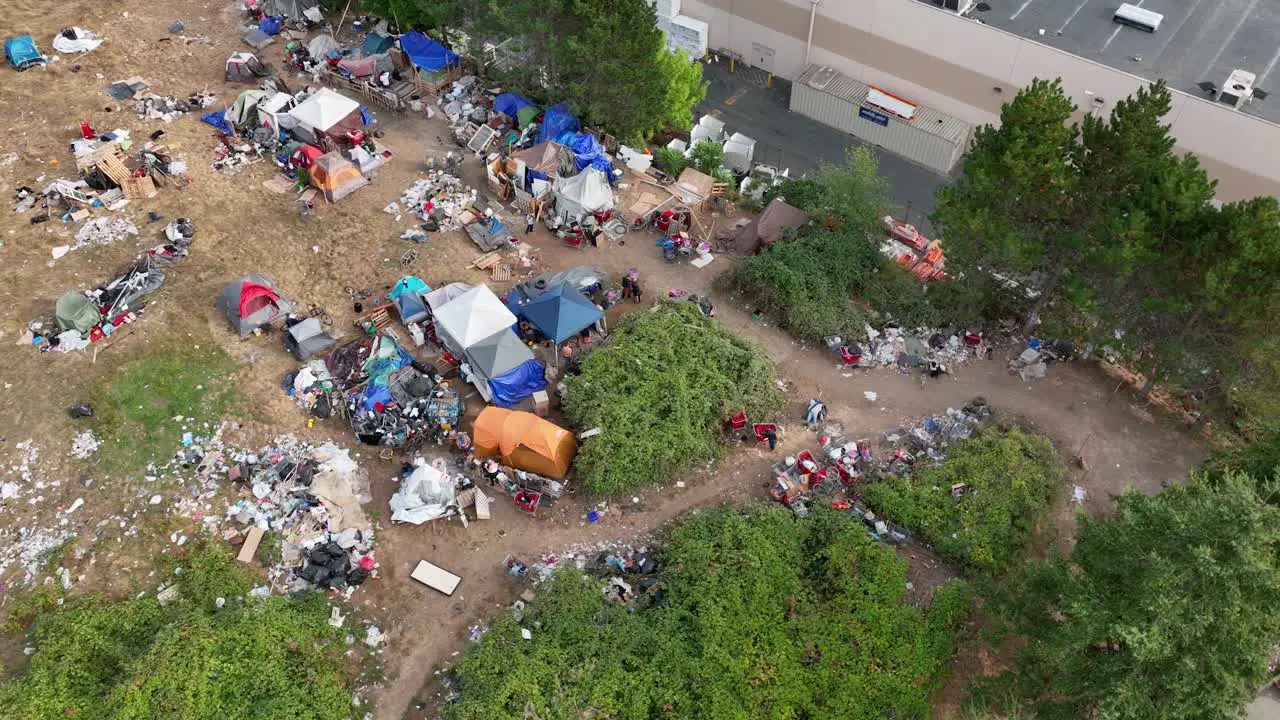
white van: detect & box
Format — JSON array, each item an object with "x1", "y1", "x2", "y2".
[{"x1": 1113, "y1": 3, "x2": 1163, "y2": 33}]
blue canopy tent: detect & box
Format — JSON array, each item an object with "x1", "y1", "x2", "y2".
[
  {"x1": 521, "y1": 283, "x2": 603, "y2": 344},
  {"x1": 399, "y1": 32, "x2": 459, "y2": 72},
  {"x1": 538, "y1": 102, "x2": 580, "y2": 144},
  {"x1": 5, "y1": 35, "x2": 46, "y2": 70}
]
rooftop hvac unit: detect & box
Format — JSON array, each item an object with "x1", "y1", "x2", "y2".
[{"x1": 1218, "y1": 68, "x2": 1256, "y2": 110}]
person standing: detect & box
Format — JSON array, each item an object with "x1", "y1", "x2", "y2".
[
  {"x1": 589, "y1": 226, "x2": 601, "y2": 248},
  {"x1": 525, "y1": 211, "x2": 535, "y2": 235},
  {"x1": 620, "y1": 274, "x2": 633, "y2": 300},
  {"x1": 631, "y1": 277, "x2": 643, "y2": 304}
]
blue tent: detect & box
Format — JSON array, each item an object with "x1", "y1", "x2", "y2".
[
  {"x1": 5, "y1": 35, "x2": 45, "y2": 70},
  {"x1": 563, "y1": 132, "x2": 614, "y2": 175},
  {"x1": 400, "y1": 32, "x2": 459, "y2": 72},
  {"x1": 489, "y1": 359, "x2": 547, "y2": 408},
  {"x1": 493, "y1": 93, "x2": 534, "y2": 119},
  {"x1": 389, "y1": 276, "x2": 430, "y2": 300},
  {"x1": 521, "y1": 283, "x2": 603, "y2": 344},
  {"x1": 361, "y1": 32, "x2": 395, "y2": 56},
  {"x1": 538, "y1": 102, "x2": 580, "y2": 144}
]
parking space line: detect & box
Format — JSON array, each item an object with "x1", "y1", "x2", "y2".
[
  {"x1": 1198, "y1": 0, "x2": 1262, "y2": 81},
  {"x1": 1148, "y1": 0, "x2": 1207, "y2": 66},
  {"x1": 1258, "y1": 43, "x2": 1280, "y2": 87},
  {"x1": 1010, "y1": 0, "x2": 1037, "y2": 20},
  {"x1": 1056, "y1": 0, "x2": 1092, "y2": 34}
]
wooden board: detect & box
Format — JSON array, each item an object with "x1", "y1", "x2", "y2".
[
  {"x1": 411, "y1": 559, "x2": 461, "y2": 595},
  {"x1": 237, "y1": 526, "x2": 265, "y2": 563},
  {"x1": 471, "y1": 251, "x2": 502, "y2": 270}
]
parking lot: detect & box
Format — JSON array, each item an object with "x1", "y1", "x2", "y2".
[
  {"x1": 697, "y1": 60, "x2": 946, "y2": 236},
  {"x1": 976, "y1": 0, "x2": 1280, "y2": 122}
]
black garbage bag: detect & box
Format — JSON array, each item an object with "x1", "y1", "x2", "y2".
[
  {"x1": 67, "y1": 403, "x2": 95, "y2": 418},
  {"x1": 347, "y1": 568, "x2": 369, "y2": 586},
  {"x1": 309, "y1": 545, "x2": 335, "y2": 565},
  {"x1": 299, "y1": 564, "x2": 330, "y2": 585}
]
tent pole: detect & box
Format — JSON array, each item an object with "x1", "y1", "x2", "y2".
[{"x1": 336, "y1": 0, "x2": 353, "y2": 35}]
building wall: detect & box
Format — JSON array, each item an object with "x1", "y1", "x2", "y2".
[{"x1": 680, "y1": 0, "x2": 1280, "y2": 201}]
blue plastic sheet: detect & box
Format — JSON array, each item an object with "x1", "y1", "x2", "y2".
[
  {"x1": 359, "y1": 106, "x2": 374, "y2": 126},
  {"x1": 358, "y1": 383, "x2": 393, "y2": 411},
  {"x1": 565, "y1": 132, "x2": 614, "y2": 176},
  {"x1": 489, "y1": 359, "x2": 547, "y2": 408},
  {"x1": 258, "y1": 16, "x2": 283, "y2": 36},
  {"x1": 201, "y1": 110, "x2": 234, "y2": 135},
  {"x1": 400, "y1": 32, "x2": 459, "y2": 72},
  {"x1": 538, "y1": 102, "x2": 580, "y2": 144},
  {"x1": 493, "y1": 93, "x2": 534, "y2": 119}
]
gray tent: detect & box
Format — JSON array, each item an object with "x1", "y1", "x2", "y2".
[
  {"x1": 466, "y1": 329, "x2": 534, "y2": 378},
  {"x1": 55, "y1": 291, "x2": 101, "y2": 333},
  {"x1": 217, "y1": 275, "x2": 292, "y2": 337},
  {"x1": 284, "y1": 317, "x2": 337, "y2": 360},
  {"x1": 262, "y1": 0, "x2": 320, "y2": 20}
]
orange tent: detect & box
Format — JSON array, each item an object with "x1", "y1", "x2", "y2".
[{"x1": 472, "y1": 407, "x2": 577, "y2": 479}]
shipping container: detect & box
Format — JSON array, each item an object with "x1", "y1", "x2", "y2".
[{"x1": 790, "y1": 65, "x2": 972, "y2": 175}]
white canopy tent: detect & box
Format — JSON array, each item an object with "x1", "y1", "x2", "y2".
[
  {"x1": 287, "y1": 88, "x2": 362, "y2": 143},
  {"x1": 432, "y1": 285, "x2": 517, "y2": 350},
  {"x1": 552, "y1": 168, "x2": 614, "y2": 221}
]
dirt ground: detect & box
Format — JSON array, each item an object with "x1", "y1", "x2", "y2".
[{"x1": 0, "y1": 2, "x2": 1204, "y2": 719}]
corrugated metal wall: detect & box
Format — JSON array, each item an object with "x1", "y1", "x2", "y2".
[{"x1": 790, "y1": 81, "x2": 967, "y2": 174}]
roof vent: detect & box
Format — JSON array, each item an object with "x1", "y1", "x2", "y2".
[
  {"x1": 808, "y1": 66, "x2": 837, "y2": 91},
  {"x1": 1218, "y1": 68, "x2": 1256, "y2": 110}
]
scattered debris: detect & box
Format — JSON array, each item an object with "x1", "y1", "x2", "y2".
[{"x1": 70, "y1": 431, "x2": 100, "y2": 460}]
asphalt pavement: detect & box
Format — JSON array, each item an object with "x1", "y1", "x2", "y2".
[{"x1": 696, "y1": 60, "x2": 947, "y2": 237}]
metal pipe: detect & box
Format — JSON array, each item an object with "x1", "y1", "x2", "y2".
[{"x1": 805, "y1": 0, "x2": 822, "y2": 66}]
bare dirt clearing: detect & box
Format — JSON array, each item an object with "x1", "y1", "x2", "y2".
[{"x1": 0, "y1": 3, "x2": 1203, "y2": 719}]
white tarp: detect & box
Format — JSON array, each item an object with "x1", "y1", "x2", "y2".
[
  {"x1": 552, "y1": 168, "x2": 614, "y2": 220},
  {"x1": 288, "y1": 87, "x2": 360, "y2": 133},
  {"x1": 432, "y1": 285, "x2": 517, "y2": 349},
  {"x1": 723, "y1": 132, "x2": 756, "y2": 173},
  {"x1": 52, "y1": 27, "x2": 103, "y2": 54},
  {"x1": 308, "y1": 33, "x2": 339, "y2": 58},
  {"x1": 389, "y1": 463, "x2": 456, "y2": 524}
]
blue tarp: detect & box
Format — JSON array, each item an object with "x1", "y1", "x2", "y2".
[
  {"x1": 521, "y1": 283, "x2": 603, "y2": 344},
  {"x1": 259, "y1": 16, "x2": 283, "y2": 36},
  {"x1": 489, "y1": 359, "x2": 547, "y2": 408},
  {"x1": 360, "y1": 32, "x2": 394, "y2": 56},
  {"x1": 538, "y1": 102, "x2": 580, "y2": 144},
  {"x1": 358, "y1": 383, "x2": 394, "y2": 411},
  {"x1": 563, "y1": 132, "x2": 614, "y2": 175},
  {"x1": 201, "y1": 110, "x2": 234, "y2": 135},
  {"x1": 5, "y1": 35, "x2": 44, "y2": 69},
  {"x1": 400, "y1": 32, "x2": 459, "y2": 72},
  {"x1": 493, "y1": 93, "x2": 534, "y2": 119},
  {"x1": 359, "y1": 106, "x2": 375, "y2": 126}
]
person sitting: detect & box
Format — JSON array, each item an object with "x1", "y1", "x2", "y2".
[{"x1": 928, "y1": 359, "x2": 947, "y2": 378}]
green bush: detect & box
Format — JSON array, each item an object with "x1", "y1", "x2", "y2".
[
  {"x1": 651, "y1": 146, "x2": 688, "y2": 177},
  {"x1": 445, "y1": 505, "x2": 971, "y2": 719},
  {"x1": 861, "y1": 424, "x2": 1063, "y2": 574},
  {"x1": 563, "y1": 302, "x2": 781, "y2": 495},
  {"x1": 0, "y1": 547, "x2": 362, "y2": 720},
  {"x1": 689, "y1": 140, "x2": 724, "y2": 174}
]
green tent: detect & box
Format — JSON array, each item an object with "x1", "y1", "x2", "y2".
[
  {"x1": 516, "y1": 105, "x2": 539, "y2": 128},
  {"x1": 55, "y1": 291, "x2": 101, "y2": 333}
]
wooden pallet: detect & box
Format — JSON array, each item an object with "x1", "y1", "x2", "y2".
[
  {"x1": 97, "y1": 151, "x2": 156, "y2": 200},
  {"x1": 471, "y1": 250, "x2": 502, "y2": 270},
  {"x1": 362, "y1": 304, "x2": 394, "y2": 332},
  {"x1": 490, "y1": 266, "x2": 513, "y2": 282}
]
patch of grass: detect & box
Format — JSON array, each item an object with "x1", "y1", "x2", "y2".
[{"x1": 90, "y1": 348, "x2": 246, "y2": 475}]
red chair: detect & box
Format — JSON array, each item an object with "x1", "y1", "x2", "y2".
[
  {"x1": 514, "y1": 491, "x2": 541, "y2": 516},
  {"x1": 840, "y1": 346, "x2": 862, "y2": 366},
  {"x1": 753, "y1": 423, "x2": 778, "y2": 444}
]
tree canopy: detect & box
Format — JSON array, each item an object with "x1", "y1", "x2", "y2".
[
  {"x1": 445, "y1": 505, "x2": 971, "y2": 720},
  {"x1": 0, "y1": 548, "x2": 362, "y2": 719},
  {"x1": 977, "y1": 473, "x2": 1280, "y2": 720},
  {"x1": 562, "y1": 302, "x2": 781, "y2": 495},
  {"x1": 473, "y1": 0, "x2": 707, "y2": 143}
]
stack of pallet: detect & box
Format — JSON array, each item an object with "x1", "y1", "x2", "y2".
[{"x1": 95, "y1": 147, "x2": 156, "y2": 200}]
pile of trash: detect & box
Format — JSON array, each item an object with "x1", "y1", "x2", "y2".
[
  {"x1": 220, "y1": 438, "x2": 377, "y2": 594},
  {"x1": 390, "y1": 458, "x2": 463, "y2": 525},
  {"x1": 880, "y1": 397, "x2": 993, "y2": 465},
  {"x1": 1009, "y1": 338, "x2": 1076, "y2": 382},
  {"x1": 134, "y1": 94, "x2": 192, "y2": 122},
  {"x1": 32, "y1": 219, "x2": 193, "y2": 353},
  {"x1": 211, "y1": 137, "x2": 261, "y2": 173},
  {"x1": 392, "y1": 171, "x2": 476, "y2": 232},
  {"x1": 73, "y1": 215, "x2": 137, "y2": 248},
  {"x1": 51, "y1": 27, "x2": 103, "y2": 54},
  {"x1": 854, "y1": 325, "x2": 986, "y2": 369}
]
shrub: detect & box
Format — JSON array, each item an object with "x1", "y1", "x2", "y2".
[
  {"x1": 0, "y1": 547, "x2": 362, "y2": 719},
  {"x1": 689, "y1": 140, "x2": 724, "y2": 174},
  {"x1": 651, "y1": 146, "x2": 688, "y2": 177},
  {"x1": 862, "y1": 424, "x2": 1063, "y2": 573},
  {"x1": 445, "y1": 505, "x2": 970, "y2": 719},
  {"x1": 563, "y1": 302, "x2": 781, "y2": 495}
]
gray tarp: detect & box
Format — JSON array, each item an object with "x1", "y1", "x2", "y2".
[
  {"x1": 466, "y1": 328, "x2": 534, "y2": 378},
  {"x1": 389, "y1": 463, "x2": 456, "y2": 524}
]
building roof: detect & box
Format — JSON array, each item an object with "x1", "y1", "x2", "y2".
[
  {"x1": 796, "y1": 64, "x2": 972, "y2": 144},
  {"x1": 962, "y1": 0, "x2": 1280, "y2": 123}
]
